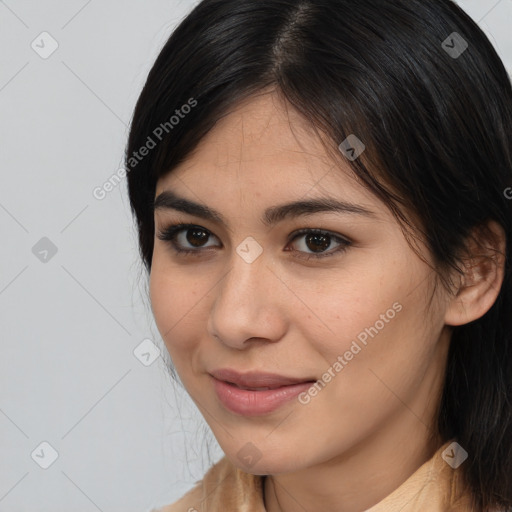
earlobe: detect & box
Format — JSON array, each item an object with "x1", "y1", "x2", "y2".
[{"x1": 444, "y1": 220, "x2": 506, "y2": 327}]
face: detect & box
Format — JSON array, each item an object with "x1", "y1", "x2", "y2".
[{"x1": 150, "y1": 90, "x2": 452, "y2": 475}]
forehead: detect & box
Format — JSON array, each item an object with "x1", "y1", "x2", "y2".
[
  {"x1": 156, "y1": 91, "x2": 377, "y2": 204},
  {"x1": 179, "y1": 93, "x2": 329, "y2": 172}
]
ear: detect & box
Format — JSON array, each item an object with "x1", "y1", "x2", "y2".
[{"x1": 445, "y1": 220, "x2": 506, "y2": 327}]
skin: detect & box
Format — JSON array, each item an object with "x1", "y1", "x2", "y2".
[{"x1": 149, "y1": 90, "x2": 505, "y2": 512}]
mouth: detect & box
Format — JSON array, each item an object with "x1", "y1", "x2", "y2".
[
  {"x1": 223, "y1": 381, "x2": 316, "y2": 391},
  {"x1": 228, "y1": 383, "x2": 279, "y2": 391},
  {"x1": 209, "y1": 367, "x2": 316, "y2": 389},
  {"x1": 209, "y1": 369, "x2": 317, "y2": 416}
]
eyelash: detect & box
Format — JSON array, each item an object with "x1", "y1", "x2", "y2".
[{"x1": 156, "y1": 223, "x2": 352, "y2": 261}]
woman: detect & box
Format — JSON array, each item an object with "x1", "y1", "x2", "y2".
[{"x1": 125, "y1": 0, "x2": 512, "y2": 510}]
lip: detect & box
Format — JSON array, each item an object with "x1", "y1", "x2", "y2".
[
  {"x1": 209, "y1": 368, "x2": 316, "y2": 416},
  {"x1": 209, "y1": 368, "x2": 315, "y2": 388}
]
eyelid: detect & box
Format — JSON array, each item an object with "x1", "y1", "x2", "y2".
[
  {"x1": 288, "y1": 227, "x2": 351, "y2": 245},
  {"x1": 156, "y1": 223, "x2": 221, "y2": 250},
  {"x1": 156, "y1": 222, "x2": 352, "y2": 259},
  {"x1": 154, "y1": 211, "x2": 235, "y2": 237},
  {"x1": 286, "y1": 227, "x2": 351, "y2": 260}
]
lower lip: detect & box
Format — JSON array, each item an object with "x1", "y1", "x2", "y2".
[{"x1": 211, "y1": 376, "x2": 314, "y2": 416}]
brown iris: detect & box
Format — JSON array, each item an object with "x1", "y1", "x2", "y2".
[
  {"x1": 187, "y1": 228, "x2": 209, "y2": 247},
  {"x1": 305, "y1": 233, "x2": 330, "y2": 253}
]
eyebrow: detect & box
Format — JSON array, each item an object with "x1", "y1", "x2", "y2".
[{"x1": 153, "y1": 190, "x2": 377, "y2": 227}]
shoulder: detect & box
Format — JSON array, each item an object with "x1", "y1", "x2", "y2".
[
  {"x1": 153, "y1": 483, "x2": 202, "y2": 512},
  {"x1": 152, "y1": 456, "x2": 265, "y2": 512}
]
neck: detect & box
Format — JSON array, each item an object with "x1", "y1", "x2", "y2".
[{"x1": 263, "y1": 418, "x2": 442, "y2": 512}]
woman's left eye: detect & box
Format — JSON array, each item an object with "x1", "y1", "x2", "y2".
[
  {"x1": 287, "y1": 228, "x2": 351, "y2": 259},
  {"x1": 156, "y1": 223, "x2": 351, "y2": 260}
]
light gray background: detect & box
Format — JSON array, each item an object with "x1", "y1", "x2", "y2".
[{"x1": 1, "y1": 1, "x2": 511, "y2": 511}]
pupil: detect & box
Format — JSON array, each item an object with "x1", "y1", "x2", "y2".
[
  {"x1": 306, "y1": 233, "x2": 330, "y2": 253},
  {"x1": 187, "y1": 228, "x2": 209, "y2": 247}
]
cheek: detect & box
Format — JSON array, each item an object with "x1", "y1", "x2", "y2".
[
  {"x1": 289, "y1": 261, "x2": 398, "y2": 351},
  {"x1": 149, "y1": 264, "x2": 206, "y2": 357},
  {"x1": 296, "y1": 255, "x2": 435, "y2": 382},
  {"x1": 316, "y1": 280, "x2": 441, "y2": 414}
]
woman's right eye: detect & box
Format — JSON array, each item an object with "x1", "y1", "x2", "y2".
[{"x1": 156, "y1": 223, "x2": 221, "y2": 255}]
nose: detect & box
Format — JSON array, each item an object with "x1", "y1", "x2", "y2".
[{"x1": 206, "y1": 247, "x2": 288, "y2": 350}]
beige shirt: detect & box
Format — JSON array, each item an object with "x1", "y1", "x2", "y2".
[{"x1": 156, "y1": 440, "x2": 475, "y2": 511}]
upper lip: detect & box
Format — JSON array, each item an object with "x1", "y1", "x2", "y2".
[{"x1": 209, "y1": 368, "x2": 315, "y2": 389}]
